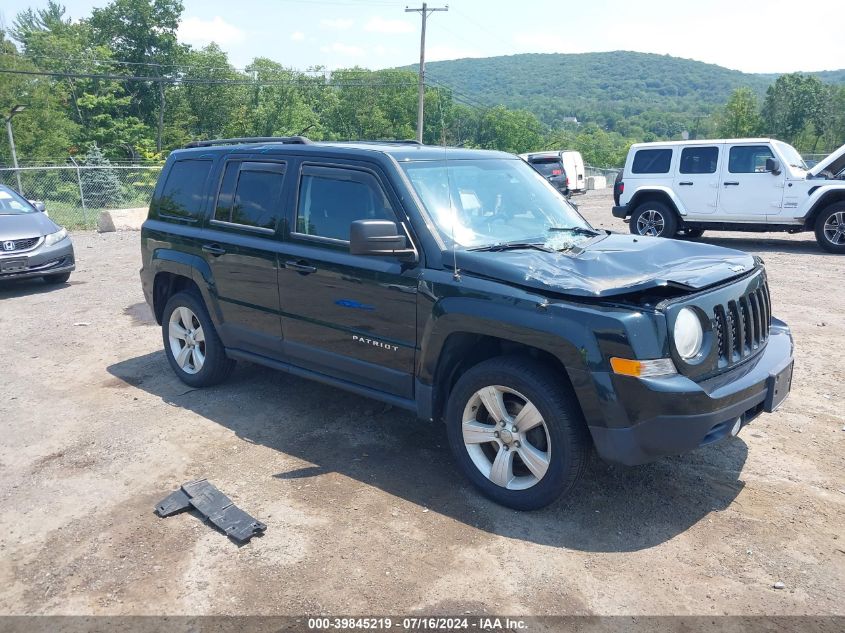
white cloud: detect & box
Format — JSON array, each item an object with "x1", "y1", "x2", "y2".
[
  {"x1": 178, "y1": 16, "x2": 245, "y2": 46},
  {"x1": 364, "y1": 16, "x2": 414, "y2": 34},
  {"x1": 320, "y1": 18, "x2": 354, "y2": 31},
  {"x1": 319, "y1": 42, "x2": 365, "y2": 57},
  {"x1": 426, "y1": 44, "x2": 483, "y2": 62},
  {"x1": 291, "y1": 31, "x2": 306, "y2": 42},
  {"x1": 511, "y1": 32, "x2": 572, "y2": 54}
]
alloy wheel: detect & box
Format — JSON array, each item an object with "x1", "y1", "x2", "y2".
[
  {"x1": 823, "y1": 211, "x2": 845, "y2": 246},
  {"x1": 636, "y1": 209, "x2": 665, "y2": 236},
  {"x1": 461, "y1": 385, "x2": 551, "y2": 490},
  {"x1": 168, "y1": 306, "x2": 206, "y2": 374}
]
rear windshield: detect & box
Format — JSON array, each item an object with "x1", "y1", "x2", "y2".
[
  {"x1": 529, "y1": 158, "x2": 564, "y2": 177},
  {"x1": 0, "y1": 187, "x2": 37, "y2": 215},
  {"x1": 157, "y1": 159, "x2": 213, "y2": 221},
  {"x1": 631, "y1": 149, "x2": 672, "y2": 174}
]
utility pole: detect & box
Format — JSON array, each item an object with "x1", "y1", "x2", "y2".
[
  {"x1": 5, "y1": 105, "x2": 27, "y2": 194},
  {"x1": 406, "y1": 3, "x2": 448, "y2": 143}
]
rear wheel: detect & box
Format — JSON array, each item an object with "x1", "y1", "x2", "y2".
[
  {"x1": 162, "y1": 291, "x2": 235, "y2": 387},
  {"x1": 445, "y1": 356, "x2": 590, "y2": 510},
  {"x1": 43, "y1": 272, "x2": 71, "y2": 284},
  {"x1": 814, "y1": 203, "x2": 845, "y2": 254},
  {"x1": 629, "y1": 201, "x2": 678, "y2": 238}
]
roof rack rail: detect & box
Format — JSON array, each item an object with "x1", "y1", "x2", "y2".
[
  {"x1": 183, "y1": 136, "x2": 313, "y2": 149},
  {"x1": 333, "y1": 139, "x2": 423, "y2": 146}
]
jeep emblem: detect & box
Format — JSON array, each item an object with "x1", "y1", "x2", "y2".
[
  {"x1": 729, "y1": 264, "x2": 745, "y2": 273},
  {"x1": 2, "y1": 241, "x2": 15, "y2": 251}
]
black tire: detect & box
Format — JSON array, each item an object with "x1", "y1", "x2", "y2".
[
  {"x1": 629, "y1": 201, "x2": 678, "y2": 238},
  {"x1": 42, "y1": 272, "x2": 71, "y2": 284},
  {"x1": 162, "y1": 290, "x2": 235, "y2": 387},
  {"x1": 444, "y1": 356, "x2": 590, "y2": 510},
  {"x1": 814, "y1": 202, "x2": 845, "y2": 254},
  {"x1": 680, "y1": 228, "x2": 705, "y2": 239}
]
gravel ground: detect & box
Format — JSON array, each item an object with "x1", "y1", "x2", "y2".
[{"x1": 0, "y1": 188, "x2": 843, "y2": 617}]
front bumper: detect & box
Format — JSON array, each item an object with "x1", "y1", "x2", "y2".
[
  {"x1": 0, "y1": 238, "x2": 76, "y2": 281},
  {"x1": 587, "y1": 318, "x2": 794, "y2": 465},
  {"x1": 611, "y1": 205, "x2": 629, "y2": 219}
]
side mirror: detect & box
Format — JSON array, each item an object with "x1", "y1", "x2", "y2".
[
  {"x1": 30, "y1": 200, "x2": 46, "y2": 213},
  {"x1": 765, "y1": 158, "x2": 781, "y2": 175},
  {"x1": 349, "y1": 220, "x2": 415, "y2": 260}
]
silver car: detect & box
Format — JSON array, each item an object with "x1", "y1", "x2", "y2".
[{"x1": 0, "y1": 185, "x2": 75, "y2": 284}]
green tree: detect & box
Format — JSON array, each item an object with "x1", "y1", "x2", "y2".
[
  {"x1": 477, "y1": 106, "x2": 543, "y2": 154},
  {"x1": 81, "y1": 143, "x2": 123, "y2": 207},
  {"x1": 761, "y1": 73, "x2": 828, "y2": 147},
  {"x1": 88, "y1": 0, "x2": 185, "y2": 150},
  {"x1": 717, "y1": 87, "x2": 760, "y2": 138}
]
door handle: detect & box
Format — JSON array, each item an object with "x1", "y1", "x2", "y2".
[
  {"x1": 678, "y1": 181, "x2": 693, "y2": 186},
  {"x1": 285, "y1": 260, "x2": 317, "y2": 274},
  {"x1": 723, "y1": 181, "x2": 740, "y2": 186},
  {"x1": 202, "y1": 243, "x2": 226, "y2": 256}
]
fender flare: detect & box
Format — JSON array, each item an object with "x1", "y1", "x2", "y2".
[
  {"x1": 626, "y1": 185, "x2": 688, "y2": 218},
  {"x1": 800, "y1": 185, "x2": 845, "y2": 227},
  {"x1": 416, "y1": 296, "x2": 611, "y2": 426},
  {"x1": 149, "y1": 248, "x2": 221, "y2": 326}
]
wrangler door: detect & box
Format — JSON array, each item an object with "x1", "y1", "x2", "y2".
[{"x1": 277, "y1": 161, "x2": 418, "y2": 399}]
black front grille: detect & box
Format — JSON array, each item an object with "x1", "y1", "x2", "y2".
[
  {"x1": 713, "y1": 278, "x2": 771, "y2": 369},
  {"x1": 1, "y1": 236, "x2": 40, "y2": 252}
]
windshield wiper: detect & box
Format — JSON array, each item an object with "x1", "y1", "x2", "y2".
[
  {"x1": 547, "y1": 226, "x2": 601, "y2": 236},
  {"x1": 470, "y1": 241, "x2": 555, "y2": 253}
]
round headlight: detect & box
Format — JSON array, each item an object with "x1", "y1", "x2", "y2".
[{"x1": 674, "y1": 307, "x2": 703, "y2": 360}]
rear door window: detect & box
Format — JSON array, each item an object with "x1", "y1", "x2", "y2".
[
  {"x1": 158, "y1": 159, "x2": 213, "y2": 220},
  {"x1": 631, "y1": 149, "x2": 672, "y2": 174},
  {"x1": 679, "y1": 146, "x2": 719, "y2": 174},
  {"x1": 213, "y1": 161, "x2": 286, "y2": 232}
]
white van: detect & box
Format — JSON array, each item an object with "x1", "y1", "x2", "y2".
[
  {"x1": 520, "y1": 150, "x2": 586, "y2": 196},
  {"x1": 560, "y1": 150, "x2": 586, "y2": 194}
]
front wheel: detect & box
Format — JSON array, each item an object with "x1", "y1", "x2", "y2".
[
  {"x1": 629, "y1": 201, "x2": 678, "y2": 238},
  {"x1": 162, "y1": 291, "x2": 235, "y2": 387},
  {"x1": 814, "y1": 203, "x2": 845, "y2": 254},
  {"x1": 445, "y1": 356, "x2": 590, "y2": 510}
]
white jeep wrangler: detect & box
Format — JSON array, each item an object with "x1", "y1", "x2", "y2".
[{"x1": 612, "y1": 138, "x2": 845, "y2": 253}]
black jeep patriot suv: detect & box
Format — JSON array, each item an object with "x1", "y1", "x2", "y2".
[{"x1": 140, "y1": 137, "x2": 794, "y2": 510}]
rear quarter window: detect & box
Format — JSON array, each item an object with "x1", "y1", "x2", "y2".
[
  {"x1": 157, "y1": 159, "x2": 213, "y2": 221},
  {"x1": 631, "y1": 149, "x2": 672, "y2": 174}
]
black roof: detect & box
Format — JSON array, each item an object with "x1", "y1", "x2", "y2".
[{"x1": 174, "y1": 138, "x2": 515, "y2": 162}]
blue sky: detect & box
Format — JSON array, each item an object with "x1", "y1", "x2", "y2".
[{"x1": 1, "y1": 0, "x2": 842, "y2": 73}]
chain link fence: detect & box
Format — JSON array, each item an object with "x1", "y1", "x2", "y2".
[{"x1": 0, "y1": 164, "x2": 162, "y2": 230}]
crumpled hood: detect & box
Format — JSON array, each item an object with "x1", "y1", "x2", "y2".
[
  {"x1": 453, "y1": 233, "x2": 757, "y2": 298},
  {"x1": 0, "y1": 212, "x2": 58, "y2": 240},
  {"x1": 809, "y1": 142, "x2": 845, "y2": 177}
]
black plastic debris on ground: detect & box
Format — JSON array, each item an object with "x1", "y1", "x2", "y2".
[{"x1": 155, "y1": 479, "x2": 266, "y2": 544}]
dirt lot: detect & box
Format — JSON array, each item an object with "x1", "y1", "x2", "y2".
[{"x1": 0, "y1": 188, "x2": 843, "y2": 617}]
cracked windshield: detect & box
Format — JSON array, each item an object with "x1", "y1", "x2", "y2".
[{"x1": 401, "y1": 158, "x2": 594, "y2": 249}]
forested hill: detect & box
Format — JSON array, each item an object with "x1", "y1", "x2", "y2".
[{"x1": 415, "y1": 51, "x2": 845, "y2": 126}]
